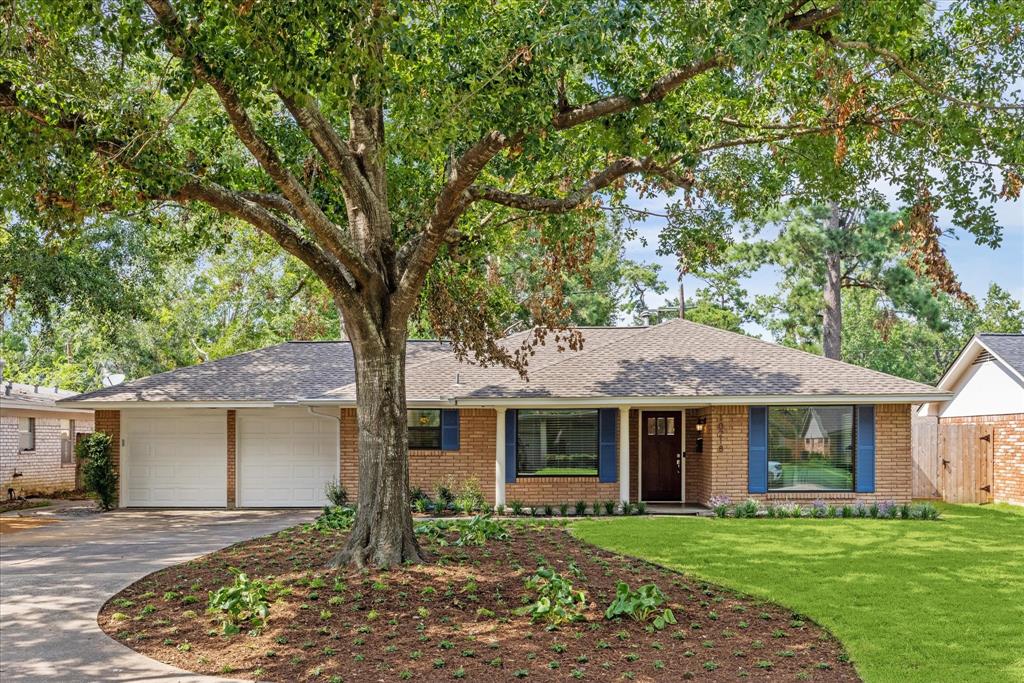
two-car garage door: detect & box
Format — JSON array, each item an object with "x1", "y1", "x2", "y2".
[
  {"x1": 236, "y1": 408, "x2": 338, "y2": 507},
  {"x1": 122, "y1": 408, "x2": 338, "y2": 508}
]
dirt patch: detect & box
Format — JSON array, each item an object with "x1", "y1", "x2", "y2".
[
  {"x1": 98, "y1": 522, "x2": 858, "y2": 682},
  {"x1": 0, "y1": 516, "x2": 59, "y2": 534}
]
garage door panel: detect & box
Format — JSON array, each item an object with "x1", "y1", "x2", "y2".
[
  {"x1": 123, "y1": 411, "x2": 227, "y2": 507},
  {"x1": 237, "y1": 409, "x2": 337, "y2": 507}
]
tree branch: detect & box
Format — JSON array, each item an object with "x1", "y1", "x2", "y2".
[
  {"x1": 466, "y1": 156, "x2": 691, "y2": 214},
  {"x1": 389, "y1": 130, "x2": 514, "y2": 326},
  {"x1": 826, "y1": 37, "x2": 1024, "y2": 112},
  {"x1": 144, "y1": 0, "x2": 375, "y2": 288}
]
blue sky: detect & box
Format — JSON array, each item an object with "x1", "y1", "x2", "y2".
[{"x1": 620, "y1": 190, "x2": 1024, "y2": 337}]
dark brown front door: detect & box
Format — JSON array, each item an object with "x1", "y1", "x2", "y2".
[{"x1": 641, "y1": 411, "x2": 682, "y2": 501}]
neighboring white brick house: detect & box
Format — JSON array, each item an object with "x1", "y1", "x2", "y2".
[{"x1": 1, "y1": 382, "x2": 94, "y2": 496}]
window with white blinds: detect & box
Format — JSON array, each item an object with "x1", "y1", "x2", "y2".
[
  {"x1": 767, "y1": 406, "x2": 854, "y2": 491},
  {"x1": 408, "y1": 409, "x2": 441, "y2": 450},
  {"x1": 516, "y1": 409, "x2": 599, "y2": 476}
]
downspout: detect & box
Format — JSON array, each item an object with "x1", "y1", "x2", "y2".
[{"x1": 306, "y1": 406, "x2": 343, "y2": 491}]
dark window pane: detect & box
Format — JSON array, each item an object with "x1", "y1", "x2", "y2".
[
  {"x1": 408, "y1": 409, "x2": 441, "y2": 449},
  {"x1": 767, "y1": 406, "x2": 854, "y2": 492},
  {"x1": 516, "y1": 409, "x2": 599, "y2": 476}
]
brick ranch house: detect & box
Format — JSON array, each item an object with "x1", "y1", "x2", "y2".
[
  {"x1": 918, "y1": 333, "x2": 1024, "y2": 506},
  {"x1": 1, "y1": 381, "x2": 94, "y2": 497},
  {"x1": 59, "y1": 319, "x2": 948, "y2": 509}
]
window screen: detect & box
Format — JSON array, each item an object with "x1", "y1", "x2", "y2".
[
  {"x1": 408, "y1": 409, "x2": 441, "y2": 450},
  {"x1": 18, "y1": 417, "x2": 35, "y2": 451},
  {"x1": 516, "y1": 409, "x2": 599, "y2": 476},
  {"x1": 767, "y1": 406, "x2": 854, "y2": 491}
]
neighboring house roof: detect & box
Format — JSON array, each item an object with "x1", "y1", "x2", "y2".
[
  {"x1": 933, "y1": 333, "x2": 1024, "y2": 392},
  {"x1": 1, "y1": 381, "x2": 91, "y2": 413},
  {"x1": 60, "y1": 319, "x2": 948, "y2": 407},
  {"x1": 976, "y1": 333, "x2": 1024, "y2": 379}
]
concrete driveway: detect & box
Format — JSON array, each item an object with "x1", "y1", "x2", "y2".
[{"x1": 0, "y1": 508, "x2": 316, "y2": 682}]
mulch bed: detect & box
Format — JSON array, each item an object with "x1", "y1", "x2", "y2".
[{"x1": 98, "y1": 521, "x2": 859, "y2": 682}]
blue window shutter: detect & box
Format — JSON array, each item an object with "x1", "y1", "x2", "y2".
[
  {"x1": 598, "y1": 408, "x2": 618, "y2": 483},
  {"x1": 505, "y1": 410, "x2": 517, "y2": 484},
  {"x1": 441, "y1": 409, "x2": 460, "y2": 451},
  {"x1": 748, "y1": 406, "x2": 768, "y2": 493},
  {"x1": 855, "y1": 405, "x2": 876, "y2": 493}
]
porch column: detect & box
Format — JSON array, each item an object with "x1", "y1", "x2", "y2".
[
  {"x1": 618, "y1": 406, "x2": 630, "y2": 502},
  {"x1": 495, "y1": 407, "x2": 507, "y2": 508}
]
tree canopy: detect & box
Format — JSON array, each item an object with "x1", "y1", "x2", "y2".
[{"x1": 3, "y1": 0, "x2": 1023, "y2": 566}]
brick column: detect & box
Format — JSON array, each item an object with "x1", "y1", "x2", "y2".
[
  {"x1": 226, "y1": 410, "x2": 236, "y2": 508},
  {"x1": 94, "y1": 410, "x2": 121, "y2": 506}
]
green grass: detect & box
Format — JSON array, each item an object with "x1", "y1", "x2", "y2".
[
  {"x1": 572, "y1": 502, "x2": 1024, "y2": 683},
  {"x1": 528, "y1": 468, "x2": 598, "y2": 476}
]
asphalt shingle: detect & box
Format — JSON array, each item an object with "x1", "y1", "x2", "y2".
[{"x1": 61, "y1": 320, "x2": 945, "y2": 404}]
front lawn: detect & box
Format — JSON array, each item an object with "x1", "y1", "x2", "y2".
[{"x1": 572, "y1": 503, "x2": 1024, "y2": 683}]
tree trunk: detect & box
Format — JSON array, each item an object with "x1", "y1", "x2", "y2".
[
  {"x1": 329, "y1": 327, "x2": 425, "y2": 568},
  {"x1": 822, "y1": 204, "x2": 843, "y2": 360},
  {"x1": 678, "y1": 279, "x2": 686, "y2": 320}
]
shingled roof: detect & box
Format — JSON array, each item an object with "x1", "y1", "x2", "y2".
[
  {"x1": 977, "y1": 333, "x2": 1024, "y2": 378},
  {"x1": 62, "y1": 319, "x2": 946, "y2": 406}
]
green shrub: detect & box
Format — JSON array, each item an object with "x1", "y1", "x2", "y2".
[
  {"x1": 207, "y1": 568, "x2": 270, "y2": 635},
  {"x1": 604, "y1": 581, "x2": 677, "y2": 630},
  {"x1": 591, "y1": 501, "x2": 602, "y2": 516},
  {"x1": 324, "y1": 481, "x2": 348, "y2": 507},
  {"x1": 841, "y1": 505, "x2": 854, "y2": 518},
  {"x1": 413, "y1": 497, "x2": 430, "y2": 514},
  {"x1": 544, "y1": 504, "x2": 554, "y2": 517},
  {"x1": 603, "y1": 500, "x2": 617, "y2": 515},
  {"x1": 434, "y1": 478, "x2": 456, "y2": 512},
  {"x1": 510, "y1": 499, "x2": 525, "y2": 516},
  {"x1": 495, "y1": 503, "x2": 505, "y2": 516},
  {"x1": 516, "y1": 567, "x2": 588, "y2": 626},
  {"x1": 559, "y1": 503, "x2": 569, "y2": 517},
  {"x1": 574, "y1": 500, "x2": 587, "y2": 516},
  {"x1": 76, "y1": 432, "x2": 118, "y2": 510},
  {"x1": 455, "y1": 477, "x2": 486, "y2": 514},
  {"x1": 900, "y1": 503, "x2": 912, "y2": 519},
  {"x1": 734, "y1": 499, "x2": 760, "y2": 518}
]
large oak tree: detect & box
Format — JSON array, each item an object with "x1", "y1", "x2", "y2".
[{"x1": 2, "y1": 0, "x2": 1021, "y2": 566}]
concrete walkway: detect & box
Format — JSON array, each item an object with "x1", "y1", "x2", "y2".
[{"x1": 0, "y1": 508, "x2": 315, "y2": 682}]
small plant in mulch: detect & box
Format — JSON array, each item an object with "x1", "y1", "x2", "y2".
[
  {"x1": 323, "y1": 481, "x2": 348, "y2": 507},
  {"x1": 515, "y1": 566, "x2": 589, "y2": 626},
  {"x1": 311, "y1": 506, "x2": 355, "y2": 532},
  {"x1": 605, "y1": 581, "x2": 678, "y2": 631},
  {"x1": 207, "y1": 568, "x2": 270, "y2": 635},
  {"x1": 575, "y1": 500, "x2": 588, "y2": 516},
  {"x1": 415, "y1": 514, "x2": 509, "y2": 547}
]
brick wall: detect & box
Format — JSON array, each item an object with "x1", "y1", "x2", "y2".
[
  {"x1": 94, "y1": 409, "x2": 120, "y2": 505},
  {"x1": 940, "y1": 413, "x2": 1024, "y2": 506},
  {"x1": 226, "y1": 410, "x2": 237, "y2": 508},
  {"x1": 340, "y1": 408, "x2": 497, "y2": 504},
  {"x1": 685, "y1": 408, "x2": 712, "y2": 504},
  {"x1": 1, "y1": 412, "x2": 94, "y2": 495},
  {"x1": 701, "y1": 403, "x2": 913, "y2": 505}
]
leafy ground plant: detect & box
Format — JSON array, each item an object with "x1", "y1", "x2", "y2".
[
  {"x1": 313, "y1": 506, "x2": 355, "y2": 532},
  {"x1": 207, "y1": 568, "x2": 270, "y2": 635},
  {"x1": 605, "y1": 582, "x2": 677, "y2": 630},
  {"x1": 414, "y1": 514, "x2": 509, "y2": 547},
  {"x1": 516, "y1": 566, "x2": 589, "y2": 626}
]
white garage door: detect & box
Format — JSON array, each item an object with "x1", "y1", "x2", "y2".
[
  {"x1": 236, "y1": 408, "x2": 338, "y2": 507},
  {"x1": 123, "y1": 410, "x2": 227, "y2": 507}
]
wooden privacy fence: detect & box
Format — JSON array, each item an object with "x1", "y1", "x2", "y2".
[{"x1": 911, "y1": 415, "x2": 994, "y2": 503}]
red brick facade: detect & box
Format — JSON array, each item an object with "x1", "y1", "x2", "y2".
[
  {"x1": 939, "y1": 413, "x2": 1024, "y2": 506},
  {"x1": 95, "y1": 403, "x2": 916, "y2": 508}
]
